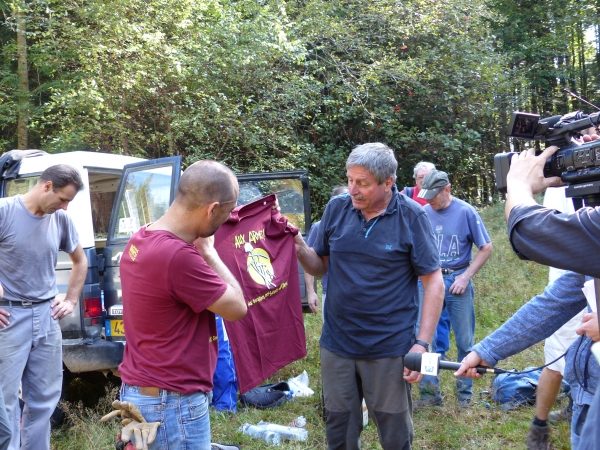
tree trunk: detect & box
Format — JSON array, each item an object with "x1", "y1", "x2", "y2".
[
  {"x1": 15, "y1": 4, "x2": 28, "y2": 149},
  {"x1": 577, "y1": 23, "x2": 587, "y2": 102}
]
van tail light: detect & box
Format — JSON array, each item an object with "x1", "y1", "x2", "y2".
[{"x1": 84, "y1": 296, "x2": 102, "y2": 325}]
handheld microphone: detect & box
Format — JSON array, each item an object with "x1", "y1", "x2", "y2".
[{"x1": 404, "y1": 352, "x2": 510, "y2": 375}]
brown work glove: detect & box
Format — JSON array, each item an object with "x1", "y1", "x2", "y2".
[
  {"x1": 101, "y1": 400, "x2": 160, "y2": 450},
  {"x1": 101, "y1": 400, "x2": 145, "y2": 424},
  {"x1": 120, "y1": 420, "x2": 160, "y2": 450}
]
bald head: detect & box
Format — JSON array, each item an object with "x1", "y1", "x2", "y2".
[{"x1": 176, "y1": 160, "x2": 238, "y2": 210}]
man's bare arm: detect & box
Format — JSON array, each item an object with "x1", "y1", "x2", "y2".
[
  {"x1": 195, "y1": 236, "x2": 246, "y2": 321},
  {"x1": 304, "y1": 272, "x2": 319, "y2": 314},
  {"x1": 415, "y1": 269, "x2": 444, "y2": 345},
  {"x1": 404, "y1": 268, "x2": 444, "y2": 384},
  {"x1": 51, "y1": 245, "x2": 88, "y2": 320},
  {"x1": 0, "y1": 282, "x2": 7, "y2": 328},
  {"x1": 294, "y1": 234, "x2": 328, "y2": 277},
  {"x1": 449, "y1": 242, "x2": 493, "y2": 295}
]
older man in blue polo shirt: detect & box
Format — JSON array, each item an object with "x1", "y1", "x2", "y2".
[
  {"x1": 295, "y1": 142, "x2": 444, "y2": 450},
  {"x1": 416, "y1": 170, "x2": 493, "y2": 409}
]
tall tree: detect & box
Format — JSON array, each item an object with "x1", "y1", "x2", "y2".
[
  {"x1": 14, "y1": 1, "x2": 27, "y2": 148},
  {"x1": 487, "y1": 0, "x2": 599, "y2": 115}
]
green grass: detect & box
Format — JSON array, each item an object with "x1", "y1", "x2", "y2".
[{"x1": 52, "y1": 200, "x2": 572, "y2": 449}]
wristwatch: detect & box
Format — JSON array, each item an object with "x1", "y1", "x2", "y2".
[{"x1": 414, "y1": 339, "x2": 431, "y2": 352}]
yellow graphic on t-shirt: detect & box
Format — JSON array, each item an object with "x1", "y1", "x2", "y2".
[
  {"x1": 248, "y1": 281, "x2": 288, "y2": 307},
  {"x1": 244, "y1": 242, "x2": 276, "y2": 289},
  {"x1": 129, "y1": 244, "x2": 139, "y2": 261},
  {"x1": 235, "y1": 229, "x2": 265, "y2": 249}
]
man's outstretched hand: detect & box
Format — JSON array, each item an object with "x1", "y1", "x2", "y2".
[
  {"x1": 454, "y1": 351, "x2": 488, "y2": 379},
  {"x1": 101, "y1": 400, "x2": 160, "y2": 450}
]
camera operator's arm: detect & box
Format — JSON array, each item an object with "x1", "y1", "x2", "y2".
[
  {"x1": 454, "y1": 270, "x2": 588, "y2": 378},
  {"x1": 506, "y1": 147, "x2": 600, "y2": 278},
  {"x1": 505, "y1": 146, "x2": 563, "y2": 220}
]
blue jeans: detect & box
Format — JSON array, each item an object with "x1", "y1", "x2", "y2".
[
  {"x1": 571, "y1": 402, "x2": 590, "y2": 450},
  {"x1": 435, "y1": 306, "x2": 451, "y2": 358},
  {"x1": 120, "y1": 383, "x2": 211, "y2": 450},
  {"x1": 416, "y1": 268, "x2": 475, "y2": 401}
]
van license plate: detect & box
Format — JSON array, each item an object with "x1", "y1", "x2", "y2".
[{"x1": 108, "y1": 320, "x2": 125, "y2": 337}]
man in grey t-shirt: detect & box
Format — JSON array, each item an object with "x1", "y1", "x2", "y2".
[{"x1": 0, "y1": 164, "x2": 87, "y2": 450}]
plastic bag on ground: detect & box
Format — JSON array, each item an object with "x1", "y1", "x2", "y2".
[{"x1": 287, "y1": 370, "x2": 314, "y2": 397}]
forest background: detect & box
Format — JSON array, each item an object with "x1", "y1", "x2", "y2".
[{"x1": 1, "y1": 0, "x2": 599, "y2": 217}]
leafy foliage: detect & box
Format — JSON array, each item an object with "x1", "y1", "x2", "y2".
[{"x1": 0, "y1": 0, "x2": 599, "y2": 216}]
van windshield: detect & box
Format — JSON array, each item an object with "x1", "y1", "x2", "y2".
[
  {"x1": 237, "y1": 178, "x2": 305, "y2": 234},
  {"x1": 5, "y1": 177, "x2": 39, "y2": 197}
]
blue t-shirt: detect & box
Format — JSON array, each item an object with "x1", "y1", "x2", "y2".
[
  {"x1": 314, "y1": 187, "x2": 440, "y2": 359},
  {"x1": 424, "y1": 198, "x2": 490, "y2": 269}
]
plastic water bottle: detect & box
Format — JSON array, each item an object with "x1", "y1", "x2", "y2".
[
  {"x1": 257, "y1": 421, "x2": 309, "y2": 441},
  {"x1": 362, "y1": 398, "x2": 369, "y2": 427},
  {"x1": 261, "y1": 431, "x2": 281, "y2": 446},
  {"x1": 289, "y1": 415, "x2": 307, "y2": 427},
  {"x1": 239, "y1": 423, "x2": 281, "y2": 446}
]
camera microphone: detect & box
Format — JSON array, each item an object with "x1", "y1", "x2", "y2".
[{"x1": 404, "y1": 352, "x2": 510, "y2": 375}]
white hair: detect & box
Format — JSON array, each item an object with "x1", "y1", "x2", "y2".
[{"x1": 413, "y1": 161, "x2": 436, "y2": 178}]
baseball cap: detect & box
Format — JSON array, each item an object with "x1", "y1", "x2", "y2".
[{"x1": 417, "y1": 170, "x2": 450, "y2": 200}]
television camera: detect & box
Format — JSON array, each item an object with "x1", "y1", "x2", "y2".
[{"x1": 495, "y1": 110, "x2": 600, "y2": 206}]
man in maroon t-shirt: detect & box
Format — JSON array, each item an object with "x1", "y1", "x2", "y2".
[{"x1": 118, "y1": 160, "x2": 247, "y2": 450}]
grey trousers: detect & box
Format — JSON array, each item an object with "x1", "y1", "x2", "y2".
[
  {"x1": 0, "y1": 301, "x2": 62, "y2": 450},
  {"x1": 0, "y1": 387, "x2": 10, "y2": 450},
  {"x1": 321, "y1": 347, "x2": 413, "y2": 450}
]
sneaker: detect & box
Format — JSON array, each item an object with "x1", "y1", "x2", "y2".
[
  {"x1": 458, "y1": 398, "x2": 471, "y2": 409},
  {"x1": 526, "y1": 423, "x2": 550, "y2": 450},
  {"x1": 413, "y1": 397, "x2": 443, "y2": 409},
  {"x1": 548, "y1": 407, "x2": 573, "y2": 424}
]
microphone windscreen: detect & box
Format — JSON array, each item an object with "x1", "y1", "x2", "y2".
[{"x1": 404, "y1": 352, "x2": 423, "y2": 372}]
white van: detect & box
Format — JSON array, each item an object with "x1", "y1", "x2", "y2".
[{"x1": 1, "y1": 151, "x2": 311, "y2": 382}]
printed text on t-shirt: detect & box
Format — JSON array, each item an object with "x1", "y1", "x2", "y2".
[{"x1": 235, "y1": 229, "x2": 265, "y2": 248}]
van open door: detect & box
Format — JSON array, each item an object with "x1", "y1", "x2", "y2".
[
  {"x1": 236, "y1": 170, "x2": 312, "y2": 311},
  {"x1": 103, "y1": 156, "x2": 181, "y2": 341}
]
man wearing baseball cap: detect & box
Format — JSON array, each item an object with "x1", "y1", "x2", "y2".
[{"x1": 415, "y1": 170, "x2": 493, "y2": 409}]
